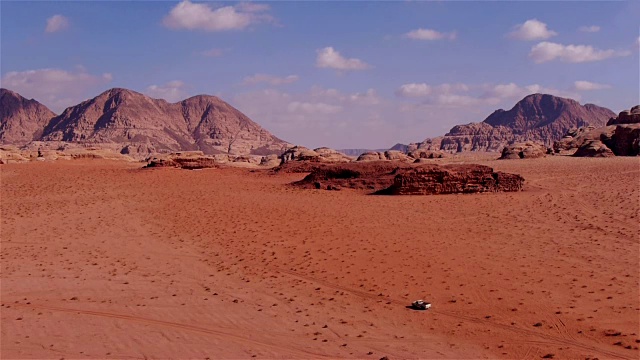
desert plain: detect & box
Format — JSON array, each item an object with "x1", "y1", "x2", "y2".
[{"x1": 1, "y1": 156, "x2": 639, "y2": 359}]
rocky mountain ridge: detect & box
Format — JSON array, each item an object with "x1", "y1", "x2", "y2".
[
  {"x1": 413, "y1": 94, "x2": 615, "y2": 153},
  {"x1": 0, "y1": 87, "x2": 289, "y2": 158}
]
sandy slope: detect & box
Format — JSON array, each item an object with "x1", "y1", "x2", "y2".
[{"x1": 1, "y1": 157, "x2": 638, "y2": 359}]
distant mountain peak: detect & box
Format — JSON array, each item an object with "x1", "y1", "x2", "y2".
[
  {"x1": 1, "y1": 88, "x2": 56, "y2": 145},
  {"x1": 419, "y1": 93, "x2": 616, "y2": 153},
  {"x1": 0, "y1": 87, "x2": 288, "y2": 157}
]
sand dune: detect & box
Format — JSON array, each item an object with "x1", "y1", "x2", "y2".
[{"x1": 1, "y1": 157, "x2": 638, "y2": 359}]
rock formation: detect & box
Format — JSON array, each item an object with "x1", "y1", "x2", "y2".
[
  {"x1": 382, "y1": 164, "x2": 524, "y2": 195},
  {"x1": 280, "y1": 146, "x2": 352, "y2": 164},
  {"x1": 356, "y1": 150, "x2": 412, "y2": 162},
  {"x1": 0, "y1": 88, "x2": 56, "y2": 145},
  {"x1": 292, "y1": 161, "x2": 414, "y2": 192},
  {"x1": 499, "y1": 142, "x2": 548, "y2": 159},
  {"x1": 553, "y1": 106, "x2": 639, "y2": 157},
  {"x1": 607, "y1": 105, "x2": 640, "y2": 125},
  {"x1": 40, "y1": 88, "x2": 288, "y2": 158},
  {"x1": 145, "y1": 152, "x2": 218, "y2": 169},
  {"x1": 573, "y1": 140, "x2": 615, "y2": 157},
  {"x1": 415, "y1": 94, "x2": 615, "y2": 153},
  {"x1": 292, "y1": 161, "x2": 524, "y2": 195},
  {"x1": 408, "y1": 149, "x2": 450, "y2": 160}
]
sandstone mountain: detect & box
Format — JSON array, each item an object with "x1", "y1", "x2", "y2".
[
  {"x1": 0, "y1": 88, "x2": 57, "y2": 145},
  {"x1": 41, "y1": 88, "x2": 288, "y2": 157},
  {"x1": 415, "y1": 94, "x2": 615, "y2": 152}
]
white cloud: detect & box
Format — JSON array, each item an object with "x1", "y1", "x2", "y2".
[
  {"x1": 396, "y1": 81, "x2": 580, "y2": 107},
  {"x1": 201, "y1": 48, "x2": 225, "y2": 57},
  {"x1": 163, "y1": 0, "x2": 273, "y2": 32},
  {"x1": 287, "y1": 101, "x2": 343, "y2": 114},
  {"x1": 145, "y1": 80, "x2": 188, "y2": 102},
  {"x1": 481, "y1": 82, "x2": 578, "y2": 101},
  {"x1": 396, "y1": 83, "x2": 469, "y2": 99},
  {"x1": 579, "y1": 25, "x2": 600, "y2": 33},
  {"x1": 0, "y1": 67, "x2": 112, "y2": 113},
  {"x1": 45, "y1": 15, "x2": 69, "y2": 33},
  {"x1": 508, "y1": 19, "x2": 557, "y2": 41},
  {"x1": 396, "y1": 83, "x2": 432, "y2": 97},
  {"x1": 243, "y1": 74, "x2": 299, "y2": 86},
  {"x1": 348, "y1": 89, "x2": 380, "y2": 106},
  {"x1": 315, "y1": 47, "x2": 371, "y2": 71},
  {"x1": 426, "y1": 94, "x2": 481, "y2": 107},
  {"x1": 529, "y1": 41, "x2": 630, "y2": 63},
  {"x1": 573, "y1": 80, "x2": 611, "y2": 91},
  {"x1": 404, "y1": 28, "x2": 456, "y2": 41}
]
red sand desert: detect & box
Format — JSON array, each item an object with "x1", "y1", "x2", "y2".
[{"x1": 1, "y1": 157, "x2": 639, "y2": 359}]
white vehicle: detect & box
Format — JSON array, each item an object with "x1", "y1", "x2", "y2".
[{"x1": 411, "y1": 300, "x2": 432, "y2": 310}]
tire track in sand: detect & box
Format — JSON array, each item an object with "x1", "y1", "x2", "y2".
[
  {"x1": 273, "y1": 268, "x2": 633, "y2": 360},
  {"x1": 10, "y1": 302, "x2": 328, "y2": 358}
]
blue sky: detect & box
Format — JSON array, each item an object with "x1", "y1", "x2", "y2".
[{"x1": 1, "y1": 1, "x2": 638, "y2": 148}]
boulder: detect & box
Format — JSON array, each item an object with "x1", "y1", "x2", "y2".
[
  {"x1": 260, "y1": 154, "x2": 280, "y2": 167},
  {"x1": 573, "y1": 140, "x2": 615, "y2": 157},
  {"x1": 607, "y1": 105, "x2": 640, "y2": 125},
  {"x1": 602, "y1": 124, "x2": 640, "y2": 156},
  {"x1": 499, "y1": 142, "x2": 547, "y2": 159},
  {"x1": 356, "y1": 151, "x2": 384, "y2": 161}
]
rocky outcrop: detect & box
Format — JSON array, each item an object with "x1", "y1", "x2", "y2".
[
  {"x1": 607, "y1": 105, "x2": 640, "y2": 125},
  {"x1": 440, "y1": 123, "x2": 515, "y2": 152},
  {"x1": 292, "y1": 161, "x2": 414, "y2": 192},
  {"x1": 280, "y1": 146, "x2": 352, "y2": 164},
  {"x1": 260, "y1": 154, "x2": 280, "y2": 167},
  {"x1": 604, "y1": 124, "x2": 640, "y2": 156},
  {"x1": 145, "y1": 152, "x2": 219, "y2": 169},
  {"x1": 553, "y1": 106, "x2": 640, "y2": 157},
  {"x1": 292, "y1": 162, "x2": 524, "y2": 195},
  {"x1": 145, "y1": 151, "x2": 271, "y2": 169},
  {"x1": 415, "y1": 94, "x2": 614, "y2": 153},
  {"x1": 356, "y1": 150, "x2": 412, "y2": 162},
  {"x1": 29, "y1": 88, "x2": 289, "y2": 158},
  {"x1": 0, "y1": 88, "x2": 56, "y2": 145},
  {"x1": 573, "y1": 140, "x2": 615, "y2": 157},
  {"x1": 0, "y1": 142, "x2": 136, "y2": 163},
  {"x1": 383, "y1": 164, "x2": 524, "y2": 195},
  {"x1": 499, "y1": 142, "x2": 548, "y2": 159},
  {"x1": 408, "y1": 149, "x2": 450, "y2": 159}
]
